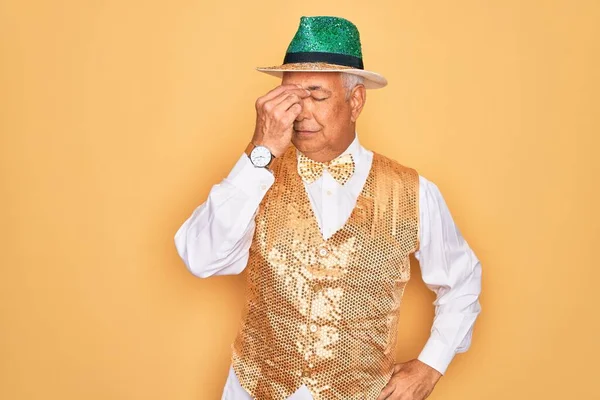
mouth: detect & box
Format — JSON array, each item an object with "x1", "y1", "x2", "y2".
[{"x1": 294, "y1": 129, "x2": 319, "y2": 135}]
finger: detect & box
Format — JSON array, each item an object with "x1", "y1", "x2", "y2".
[
  {"x1": 272, "y1": 88, "x2": 311, "y2": 106},
  {"x1": 281, "y1": 103, "x2": 303, "y2": 125},
  {"x1": 393, "y1": 362, "x2": 405, "y2": 374},
  {"x1": 276, "y1": 103, "x2": 302, "y2": 129},
  {"x1": 274, "y1": 92, "x2": 305, "y2": 113},
  {"x1": 258, "y1": 85, "x2": 304, "y2": 105},
  {"x1": 376, "y1": 384, "x2": 395, "y2": 400},
  {"x1": 262, "y1": 89, "x2": 309, "y2": 114}
]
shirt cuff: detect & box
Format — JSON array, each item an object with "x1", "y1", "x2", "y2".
[
  {"x1": 417, "y1": 338, "x2": 456, "y2": 376},
  {"x1": 225, "y1": 153, "x2": 275, "y2": 197}
]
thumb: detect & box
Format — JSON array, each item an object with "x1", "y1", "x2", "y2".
[{"x1": 393, "y1": 362, "x2": 406, "y2": 373}]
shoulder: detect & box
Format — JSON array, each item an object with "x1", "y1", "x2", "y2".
[
  {"x1": 370, "y1": 152, "x2": 446, "y2": 199},
  {"x1": 418, "y1": 174, "x2": 437, "y2": 191},
  {"x1": 416, "y1": 174, "x2": 449, "y2": 213},
  {"x1": 372, "y1": 151, "x2": 419, "y2": 179}
]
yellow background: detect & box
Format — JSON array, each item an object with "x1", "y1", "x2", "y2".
[{"x1": 1, "y1": 1, "x2": 598, "y2": 399}]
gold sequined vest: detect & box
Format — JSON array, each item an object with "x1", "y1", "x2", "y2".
[{"x1": 231, "y1": 145, "x2": 420, "y2": 399}]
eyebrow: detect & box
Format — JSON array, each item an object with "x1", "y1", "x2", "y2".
[{"x1": 306, "y1": 86, "x2": 332, "y2": 95}]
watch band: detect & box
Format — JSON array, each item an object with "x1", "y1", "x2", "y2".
[{"x1": 244, "y1": 142, "x2": 255, "y2": 158}]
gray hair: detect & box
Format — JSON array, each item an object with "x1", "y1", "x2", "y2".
[{"x1": 340, "y1": 73, "x2": 365, "y2": 100}]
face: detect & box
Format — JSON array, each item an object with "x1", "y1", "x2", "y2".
[{"x1": 281, "y1": 72, "x2": 365, "y2": 161}]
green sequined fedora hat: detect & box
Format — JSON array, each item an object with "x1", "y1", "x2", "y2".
[{"x1": 257, "y1": 16, "x2": 387, "y2": 89}]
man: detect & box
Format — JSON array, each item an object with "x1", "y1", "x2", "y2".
[{"x1": 175, "y1": 16, "x2": 482, "y2": 400}]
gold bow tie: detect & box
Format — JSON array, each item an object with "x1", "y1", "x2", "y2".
[{"x1": 297, "y1": 152, "x2": 356, "y2": 185}]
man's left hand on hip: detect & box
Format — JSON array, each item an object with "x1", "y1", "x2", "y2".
[{"x1": 376, "y1": 359, "x2": 442, "y2": 400}]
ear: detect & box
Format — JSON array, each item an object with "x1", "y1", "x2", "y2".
[{"x1": 349, "y1": 84, "x2": 366, "y2": 122}]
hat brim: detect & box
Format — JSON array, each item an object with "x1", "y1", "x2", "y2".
[{"x1": 256, "y1": 62, "x2": 387, "y2": 89}]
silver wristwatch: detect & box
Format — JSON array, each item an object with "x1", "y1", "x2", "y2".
[{"x1": 245, "y1": 142, "x2": 275, "y2": 170}]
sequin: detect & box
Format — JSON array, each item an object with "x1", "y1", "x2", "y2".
[
  {"x1": 297, "y1": 152, "x2": 355, "y2": 186},
  {"x1": 286, "y1": 16, "x2": 363, "y2": 59},
  {"x1": 231, "y1": 145, "x2": 420, "y2": 399}
]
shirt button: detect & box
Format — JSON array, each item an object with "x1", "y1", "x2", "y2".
[
  {"x1": 309, "y1": 324, "x2": 318, "y2": 333},
  {"x1": 260, "y1": 184, "x2": 267, "y2": 190},
  {"x1": 326, "y1": 190, "x2": 332, "y2": 196},
  {"x1": 318, "y1": 247, "x2": 328, "y2": 257}
]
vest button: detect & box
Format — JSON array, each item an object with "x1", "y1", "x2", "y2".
[
  {"x1": 309, "y1": 323, "x2": 318, "y2": 333},
  {"x1": 312, "y1": 282, "x2": 323, "y2": 291},
  {"x1": 318, "y1": 247, "x2": 328, "y2": 257}
]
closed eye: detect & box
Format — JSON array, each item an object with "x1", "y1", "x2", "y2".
[{"x1": 314, "y1": 97, "x2": 328, "y2": 102}]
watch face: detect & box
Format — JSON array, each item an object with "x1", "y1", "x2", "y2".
[{"x1": 250, "y1": 145, "x2": 272, "y2": 167}]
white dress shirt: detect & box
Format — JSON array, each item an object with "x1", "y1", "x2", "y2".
[{"x1": 174, "y1": 133, "x2": 482, "y2": 400}]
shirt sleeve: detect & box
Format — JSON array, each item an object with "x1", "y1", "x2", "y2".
[
  {"x1": 414, "y1": 175, "x2": 483, "y2": 376},
  {"x1": 174, "y1": 153, "x2": 275, "y2": 278}
]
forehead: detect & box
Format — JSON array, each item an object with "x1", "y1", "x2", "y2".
[{"x1": 281, "y1": 71, "x2": 343, "y2": 91}]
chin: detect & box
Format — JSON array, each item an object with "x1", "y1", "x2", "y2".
[
  {"x1": 292, "y1": 135, "x2": 308, "y2": 145},
  {"x1": 292, "y1": 140, "x2": 317, "y2": 155}
]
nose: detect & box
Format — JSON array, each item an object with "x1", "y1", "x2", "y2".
[{"x1": 295, "y1": 97, "x2": 311, "y2": 121}]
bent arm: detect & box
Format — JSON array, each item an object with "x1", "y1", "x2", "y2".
[
  {"x1": 174, "y1": 153, "x2": 275, "y2": 277},
  {"x1": 415, "y1": 176, "x2": 483, "y2": 376}
]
